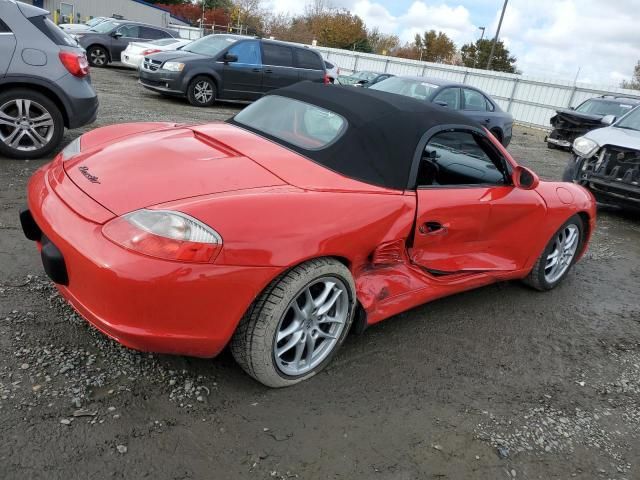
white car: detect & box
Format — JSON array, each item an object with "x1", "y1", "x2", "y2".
[
  {"x1": 121, "y1": 38, "x2": 191, "y2": 69},
  {"x1": 324, "y1": 60, "x2": 340, "y2": 83},
  {"x1": 59, "y1": 16, "x2": 108, "y2": 33}
]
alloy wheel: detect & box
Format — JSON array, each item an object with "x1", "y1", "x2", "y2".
[
  {"x1": 273, "y1": 277, "x2": 349, "y2": 376},
  {"x1": 194, "y1": 81, "x2": 214, "y2": 104},
  {"x1": 90, "y1": 48, "x2": 107, "y2": 66},
  {"x1": 544, "y1": 224, "x2": 579, "y2": 284},
  {"x1": 0, "y1": 99, "x2": 55, "y2": 152}
]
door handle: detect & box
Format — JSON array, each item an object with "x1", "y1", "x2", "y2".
[
  {"x1": 483, "y1": 118, "x2": 491, "y2": 124},
  {"x1": 419, "y1": 221, "x2": 448, "y2": 235},
  {"x1": 264, "y1": 69, "x2": 273, "y2": 74},
  {"x1": 252, "y1": 67, "x2": 261, "y2": 72}
]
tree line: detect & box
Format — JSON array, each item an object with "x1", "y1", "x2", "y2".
[{"x1": 150, "y1": 0, "x2": 519, "y2": 74}]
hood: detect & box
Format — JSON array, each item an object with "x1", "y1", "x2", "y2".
[
  {"x1": 145, "y1": 50, "x2": 209, "y2": 63},
  {"x1": 64, "y1": 126, "x2": 286, "y2": 215},
  {"x1": 552, "y1": 108, "x2": 603, "y2": 124},
  {"x1": 584, "y1": 125, "x2": 640, "y2": 151}
]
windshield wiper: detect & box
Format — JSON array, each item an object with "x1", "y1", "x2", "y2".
[{"x1": 616, "y1": 125, "x2": 640, "y2": 131}]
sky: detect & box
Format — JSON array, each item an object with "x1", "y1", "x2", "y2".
[{"x1": 266, "y1": 0, "x2": 640, "y2": 87}]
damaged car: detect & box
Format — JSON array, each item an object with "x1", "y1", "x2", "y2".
[
  {"x1": 546, "y1": 95, "x2": 640, "y2": 149},
  {"x1": 563, "y1": 105, "x2": 640, "y2": 210}
]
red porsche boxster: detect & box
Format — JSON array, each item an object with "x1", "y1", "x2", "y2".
[{"x1": 21, "y1": 82, "x2": 596, "y2": 387}]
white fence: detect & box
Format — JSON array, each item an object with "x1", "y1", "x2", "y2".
[{"x1": 315, "y1": 46, "x2": 640, "y2": 130}]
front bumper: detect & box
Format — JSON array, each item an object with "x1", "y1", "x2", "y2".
[
  {"x1": 546, "y1": 136, "x2": 572, "y2": 148},
  {"x1": 138, "y1": 68, "x2": 184, "y2": 95},
  {"x1": 22, "y1": 159, "x2": 281, "y2": 357},
  {"x1": 566, "y1": 154, "x2": 640, "y2": 208}
]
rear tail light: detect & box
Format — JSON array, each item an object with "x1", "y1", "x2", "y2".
[
  {"x1": 59, "y1": 51, "x2": 89, "y2": 77},
  {"x1": 141, "y1": 49, "x2": 161, "y2": 56},
  {"x1": 102, "y1": 209, "x2": 222, "y2": 263},
  {"x1": 323, "y1": 72, "x2": 330, "y2": 85}
]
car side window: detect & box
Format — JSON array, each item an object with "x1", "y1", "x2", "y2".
[
  {"x1": 141, "y1": 27, "x2": 168, "y2": 40},
  {"x1": 417, "y1": 130, "x2": 508, "y2": 187},
  {"x1": 228, "y1": 40, "x2": 261, "y2": 65},
  {"x1": 463, "y1": 88, "x2": 490, "y2": 111},
  {"x1": 0, "y1": 19, "x2": 11, "y2": 33},
  {"x1": 433, "y1": 88, "x2": 461, "y2": 110},
  {"x1": 294, "y1": 48, "x2": 323, "y2": 70},
  {"x1": 117, "y1": 25, "x2": 140, "y2": 38},
  {"x1": 263, "y1": 44, "x2": 294, "y2": 67}
]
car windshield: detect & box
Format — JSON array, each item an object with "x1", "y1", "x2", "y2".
[
  {"x1": 351, "y1": 71, "x2": 377, "y2": 81},
  {"x1": 615, "y1": 106, "x2": 640, "y2": 131},
  {"x1": 575, "y1": 99, "x2": 636, "y2": 117},
  {"x1": 234, "y1": 95, "x2": 347, "y2": 150},
  {"x1": 85, "y1": 17, "x2": 105, "y2": 27},
  {"x1": 182, "y1": 35, "x2": 239, "y2": 57},
  {"x1": 370, "y1": 77, "x2": 440, "y2": 101},
  {"x1": 91, "y1": 20, "x2": 119, "y2": 33}
]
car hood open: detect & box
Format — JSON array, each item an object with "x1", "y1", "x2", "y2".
[{"x1": 63, "y1": 126, "x2": 286, "y2": 215}]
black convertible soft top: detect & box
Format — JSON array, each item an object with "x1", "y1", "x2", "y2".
[{"x1": 231, "y1": 81, "x2": 482, "y2": 190}]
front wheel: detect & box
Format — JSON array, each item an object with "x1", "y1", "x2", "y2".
[
  {"x1": 231, "y1": 258, "x2": 356, "y2": 388},
  {"x1": 187, "y1": 76, "x2": 216, "y2": 107},
  {"x1": 0, "y1": 89, "x2": 64, "y2": 159},
  {"x1": 523, "y1": 215, "x2": 584, "y2": 291}
]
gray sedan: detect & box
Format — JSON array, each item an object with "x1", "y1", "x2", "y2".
[{"x1": 370, "y1": 76, "x2": 513, "y2": 146}]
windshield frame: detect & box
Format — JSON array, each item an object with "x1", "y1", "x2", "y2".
[{"x1": 181, "y1": 34, "x2": 240, "y2": 57}]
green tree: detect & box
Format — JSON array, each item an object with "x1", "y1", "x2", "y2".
[
  {"x1": 367, "y1": 27, "x2": 399, "y2": 55},
  {"x1": 461, "y1": 38, "x2": 517, "y2": 73},
  {"x1": 621, "y1": 61, "x2": 640, "y2": 90},
  {"x1": 414, "y1": 30, "x2": 457, "y2": 63}
]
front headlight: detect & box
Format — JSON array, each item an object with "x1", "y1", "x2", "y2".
[
  {"x1": 162, "y1": 62, "x2": 185, "y2": 72},
  {"x1": 573, "y1": 137, "x2": 599, "y2": 159},
  {"x1": 61, "y1": 136, "x2": 82, "y2": 161}
]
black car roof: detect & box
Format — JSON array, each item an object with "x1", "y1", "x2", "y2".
[{"x1": 230, "y1": 81, "x2": 481, "y2": 190}]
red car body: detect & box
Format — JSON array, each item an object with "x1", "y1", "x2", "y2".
[{"x1": 23, "y1": 85, "x2": 596, "y2": 360}]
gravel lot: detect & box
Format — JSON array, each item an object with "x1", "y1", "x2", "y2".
[{"x1": 1, "y1": 66, "x2": 639, "y2": 479}]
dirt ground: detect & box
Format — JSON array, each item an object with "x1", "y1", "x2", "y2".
[{"x1": 1, "y1": 67, "x2": 639, "y2": 480}]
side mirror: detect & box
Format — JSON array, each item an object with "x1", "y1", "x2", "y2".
[
  {"x1": 512, "y1": 165, "x2": 540, "y2": 190},
  {"x1": 435, "y1": 101, "x2": 449, "y2": 108},
  {"x1": 222, "y1": 53, "x2": 238, "y2": 64},
  {"x1": 601, "y1": 114, "x2": 616, "y2": 126},
  {"x1": 112, "y1": 31, "x2": 123, "y2": 38}
]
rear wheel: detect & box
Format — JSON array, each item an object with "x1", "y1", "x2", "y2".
[
  {"x1": 87, "y1": 45, "x2": 109, "y2": 67},
  {"x1": 187, "y1": 76, "x2": 216, "y2": 107},
  {"x1": 523, "y1": 215, "x2": 584, "y2": 291},
  {"x1": 231, "y1": 258, "x2": 356, "y2": 388},
  {"x1": 0, "y1": 89, "x2": 64, "y2": 160}
]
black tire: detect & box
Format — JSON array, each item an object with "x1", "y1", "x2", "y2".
[
  {"x1": 522, "y1": 215, "x2": 584, "y2": 291},
  {"x1": 490, "y1": 128, "x2": 503, "y2": 145},
  {"x1": 562, "y1": 158, "x2": 579, "y2": 182},
  {"x1": 187, "y1": 76, "x2": 217, "y2": 107},
  {"x1": 87, "y1": 45, "x2": 109, "y2": 67},
  {"x1": 0, "y1": 89, "x2": 64, "y2": 160},
  {"x1": 231, "y1": 258, "x2": 356, "y2": 388}
]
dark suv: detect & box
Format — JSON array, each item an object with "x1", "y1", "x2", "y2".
[
  {"x1": 139, "y1": 35, "x2": 327, "y2": 107},
  {"x1": 74, "y1": 19, "x2": 178, "y2": 67},
  {"x1": 0, "y1": 0, "x2": 98, "y2": 159}
]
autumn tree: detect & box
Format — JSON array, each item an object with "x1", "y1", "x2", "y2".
[
  {"x1": 367, "y1": 28, "x2": 400, "y2": 55},
  {"x1": 621, "y1": 61, "x2": 640, "y2": 90},
  {"x1": 461, "y1": 38, "x2": 517, "y2": 73}
]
